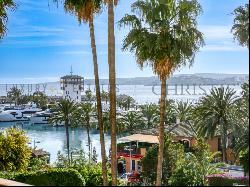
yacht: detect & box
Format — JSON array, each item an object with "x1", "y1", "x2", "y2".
[
  {"x1": 0, "y1": 103, "x2": 42, "y2": 122},
  {"x1": 29, "y1": 109, "x2": 53, "y2": 124}
]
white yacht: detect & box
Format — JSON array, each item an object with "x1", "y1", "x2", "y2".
[
  {"x1": 0, "y1": 103, "x2": 42, "y2": 122},
  {"x1": 29, "y1": 109, "x2": 53, "y2": 124}
]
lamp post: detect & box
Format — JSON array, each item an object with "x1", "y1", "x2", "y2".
[
  {"x1": 124, "y1": 142, "x2": 134, "y2": 172},
  {"x1": 28, "y1": 140, "x2": 41, "y2": 150},
  {"x1": 86, "y1": 141, "x2": 93, "y2": 162}
]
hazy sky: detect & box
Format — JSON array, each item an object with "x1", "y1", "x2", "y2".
[{"x1": 0, "y1": 0, "x2": 249, "y2": 83}]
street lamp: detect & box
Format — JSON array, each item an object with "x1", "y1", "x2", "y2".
[
  {"x1": 70, "y1": 148, "x2": 80, "y2": 162},
  {"x1": 86, "y1": 141, "x2": 93, "y2": 162},
  {"x1": 28, "y1": 140, "x2": 41, "y2": 150},
  {"x1": 124, "y1": 142, "x2": 134, "y2": 172}
]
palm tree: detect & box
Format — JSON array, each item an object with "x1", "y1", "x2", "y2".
[
  {"x1": 174, "y1": 101, "x2": 193, "y2": 123},
  {"x1": 49, "y1": 99, "x2": 77, "y2": 162},
  {"x1": 120, "y1": 111, "x2": 143, "y2": 135},
  {"x1": 119, "y1": 0, "x2": 204, "y2": 185},
  {"x1": 231, "y1": 83, "x2": 249, "y2": 157},
  {"x1": 73, "y1": 102, "x2": 95, "y2": 162},
  {"x1": 155, "y1": 100, "x2": 176, "y2": 127},
  {"x1": 124, "y1": 96, "x2": 136, "y2": 110},
  {"x1": 32, "y1": 91, "x2": 48, "y2": 110},
  {"x1": 105, "y1": 0, "x2": 118, "y2": 184},
  {"x1": 231, "y1": 3, "x2": 249, "y2": 48},
  {"x1": 101, "y1": 90, "x2": 109, "y2": 104},
  {"x1": 0, "y1": 0, "x2": 16, "y2": 39},
  {"x1": 193, "y1": 87, "x2": 238, "y2": 163},
  {"x1": 140, "y1": 103, "x2": 159, "y2": 129},
  {"x1": 7, "y1": 87, "x2": 22, "y2": 106},
  {"x1": 53, "y1": 0, "x2": 108, "y2": 184}
]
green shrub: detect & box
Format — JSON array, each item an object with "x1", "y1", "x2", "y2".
[
  {"x1": 141, "y1": 134, "x2": 185, "y2": 185},
  {"x1": 0, "y1": 128, "x2": 32, "y2": 172},
  {"x1": 239, "y1": 149, "x2": 249, "y2": 176},
  {"x1": 0, "y1": 168, "x2": 85, "y2": 186},
  {"x1": 207, "y1": 174, "x2": 249, "y2": 186},
  {"x1": 79, "y1": 163, "x2": 112, "y2": 186},
  {"x1": 169, "y1": 138, "x2": 221, "y2": 186}
]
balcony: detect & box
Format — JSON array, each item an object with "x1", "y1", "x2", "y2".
[{"x1": 117, "y1": 145, "x2": 142, "y2": 155}]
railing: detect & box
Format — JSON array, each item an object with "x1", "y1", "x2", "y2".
[
  {"x1": 117, "y1": 147, "x2": 141, "y2": 155},
  {"x1": 0, "y1": 179, "x2": 32, "y2": 186}
]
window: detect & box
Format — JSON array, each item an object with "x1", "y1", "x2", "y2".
[{"x1": 132, "y1": 160, "x2": 136, "y2": 171}]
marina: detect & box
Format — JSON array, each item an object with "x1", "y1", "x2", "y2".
[{"x1": 0, "y1": 121, "x2": 111, "y2": 164}]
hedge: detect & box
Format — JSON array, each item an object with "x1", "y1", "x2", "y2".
[
  {"x1": 207, "y1": 174, "x2": 249, "y2": 186},
  {"x1": 0, "y1": 168, "x2": 85, "y2": 186}
]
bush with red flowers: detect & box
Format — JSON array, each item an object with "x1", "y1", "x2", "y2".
[{"x1": 207, "y1": 174, "x2": 249, "y2": 186}]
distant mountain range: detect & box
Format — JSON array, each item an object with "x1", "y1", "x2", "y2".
[{"x1": 83, "y1": 73, "x2": 249, "y2": 86}]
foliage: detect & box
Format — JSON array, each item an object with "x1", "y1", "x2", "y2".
[
  {"x1": 231, "y1": 3, "x2": 249, "y2": 48},
  {"x1": 169, "y1": 138, "x2": 220, "y2": 186},
  {"x1": 231, "y1": 83, "x2": 249, "y2": 157},
  {"x1": 119, "y1": 0, "x2": 204, "y2": 80},
  {"x1": 119, "y1": 111, "x2": 144, "y2": 134},
  {"x1": 0, "y1": 0, "x2": 16, "y2": 39},
  {"x1": 174, "y1": 101, "x2": 194, "y2": 123},
  {"x1": 207, "y1": 174, "x2": 249, "y2": 186},
  {"x1": 117, "y1": 94, "x2": 136, "y2": 110},
  {"x1": 141, "y1": 134, "x2": 185, "y2": 185},
  {"x1": 79, "y1": 163, "x2": 112, "y2": 186},
  {"x1": 0, "y1": 127, "x2": 32, "y2": 172},
  {"x1": 49, "y1": 99, "x2": 78, "y2": 161},
  {"x1": 101, "y1": 90, "x2": 109, "y2": 104},
  {"x1": 154, "y1": 99, "x2": 176, "y2": 125},
  {"x1": 27, "y1": 157, "x2": 51, "y2": 171},
  {"x1": 54, "y1": 150, "x2": 112, "y2": 186},
  {"x1": 193, "y1": 87, "x2": 238, "y2": 163},
  {"x1": 32, "y1": 91, "x2": 48, "y2": 110},
  {"x1": 7, "y1": 87, "x2": 23, "y2": 105},
  {"x1": 140, "y1": 103, "x2": 159, "y2": 128},
  {"x1": 0, "y1": 168, "x2": 86, "y2": 186},
  {"x1": 239, "y1": 149, "x2": 249, "y2": 175}
]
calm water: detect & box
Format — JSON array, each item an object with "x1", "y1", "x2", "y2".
[{"x1": 0, "y1": 122, "x2": 111, "y2": 164}]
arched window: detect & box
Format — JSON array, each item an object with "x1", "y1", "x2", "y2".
[{"x1": 182, "y1": 139, "x2": 190, "y2": 149}]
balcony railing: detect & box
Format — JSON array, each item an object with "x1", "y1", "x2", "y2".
[
  {"x1": 117, "y1": 146, "x2": 142, "y2": 155},
  {"x1": 0, "y1": 178, "x2": 32, "y2": 186}
]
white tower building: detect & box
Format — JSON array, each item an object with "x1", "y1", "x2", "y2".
[{"x1": 60, "y1": 68, "x2": 84, "y2": 103}]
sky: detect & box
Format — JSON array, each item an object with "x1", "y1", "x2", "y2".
[{"x1": 0, "y1": 0, "x2": 249, "y2": 83}]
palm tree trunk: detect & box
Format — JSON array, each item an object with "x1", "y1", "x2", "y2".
[
  {"x1": 156, "y1": 76, "x2": 166, "y2": 186},
  {"x1": 89, "y1": 16, "x2": 108, "y2": 186},
  {"x1": 87, "y1": 119, "x2": 91, "y2": 162},
  {"x1": 108, "y1": 0, "x2": 117, "y2": 185},
  {"x1": 65, "y1": 120, "x2": 70, "y2": 163},
  {"x1": 222, "y1": 125, "x2": 228, "y2": 163}
]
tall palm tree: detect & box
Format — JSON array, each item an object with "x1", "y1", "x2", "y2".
[
  {"x1": 231, "y1": 83, "x2": 249, "y2": 157},
  {"x1": 193, "y1": 87, "x2": 238, "y2": 163},
  {"x1": 49, "y1": 99, "x2": 77, "y2": 162},
  {"x1": 231, "y1": 3, "x2": 249, "y2": 48},
  {"x1": 140, "y1": 103, "x2": 159, "y2": 129},
  {"x1": 53, "y1": 0, "x2": 108, "y2": 184},
  {"x1": 73, "y1": 102, "x2": 95, "y2": 162},
  {"x1": 119, "y1": 0, "x2": 204, "y2": 185},
  {"x1": 105, "y1": 0, "x2": 118, "y2": 184},
  {"x1": 0, "y1": 0, "x2": 16, "y2": 39}
]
